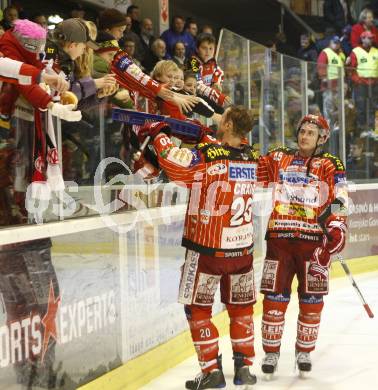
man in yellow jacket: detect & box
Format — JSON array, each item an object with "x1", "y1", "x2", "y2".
[
  {"x1": 346, "y1": 30, "x2": 378, "y2": 135},
  {"x1": 317, "y1": 35, "x2": 346, "y2": 131}
]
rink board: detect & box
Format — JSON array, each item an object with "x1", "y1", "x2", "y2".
[{"x1": 0, "y1": 184, "x2": 378, "y2": 390}]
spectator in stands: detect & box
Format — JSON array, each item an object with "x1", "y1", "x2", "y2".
[
  {"x1": 161, "y1": 15, "x2": 196, "y2": 58},
  {"x1": 308, "y1": 103, "x2": 322, "y2": 115},
  {"x1": 347, "y1": 30, "x2": 378, "y2": 133},
  {"x1": 98, "y1": 8, "x2": 127, "y2": 41},
  {"x1": 187, "y1": 33, "x2": 231, "y2": 111},
  {"x1": 92, "y1": 33, "x2": 133, "y2": 109},
  {"x1": 152, "y1": 60, "x2": 178, "y2": 89},
  {"x1": 139, "y1": 18, "x2": 155, "y2": 48},
  {"x1": 184, "y1": 70, "x2": 197, "y2": 95},
  {"x1": 93, "y1": 31, "x2": 119, "y2": 78},
  {"x1": 275, "y1": 32, "x2": 297, "y2": 57},
  {"x1": 351, "y1": 8, "x2": 378, "y2": 48},
  {"x1": 31, "y1": 13, "x2": 48, "y2": 29},
  {"x1": 0, "y1": 6, "x2": 18, "y2": 31},
  {"x1": 70, "y1": 3, "x2": 86, "y2": 19},
  {"x1": 172, "y1": 41, "x2": 186, "y2": 69},
  {"x1": 285, "y1": 67, "x2": 303, "y2": 135},
  {"x1": 123, "y1": 39, "x2": 143, "y2": 68},
  {"x1": 341, "y1": 24, "x2": 353, "y2": 56},
  {"x1": 185, "y1": 18, "x2": 198, "y2": 38},
  {"x1": 200, "y1": 25, "x2": 214, "y2": 35},
  {"x1": 121, "y1": 15, "x2": 144, "y2": 62},
  {"x1": 127, "y1": 4, "x2": 141, "y2": 35},
  {"x1": 142, "y1": 38, "x2": 167, "y2": 73},
  {"x1": 139, "y1": 18, "x2": 155, "y2": 63},
  {"x1": 297, "y1": 33, "x2": 318, "y2": 62},
  {"x1": 316, "y1": 27, "x2": 337, "y2": 52},
  {"x1": 346, "y1": 138, "x2": 375, "y2": 179},
  {"x1": 173, "y1": 68, "x2": 185, "y2": 90},
  {"x1": 45, "y1": 19, "x2": 116, "y2": 108},
  {"x1": 317, "y1": 36, "x2": 346, "y2": 129},
  {"x1": 323, "y1": 0, "x2": 353, "y2": 34}
]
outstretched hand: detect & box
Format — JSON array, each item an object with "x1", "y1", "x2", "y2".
[{"x1": 42, "y1": 73, "x2": 69, "y2": 94}]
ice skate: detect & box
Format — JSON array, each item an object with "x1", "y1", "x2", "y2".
[
  {"x1": 185, "y1": 356, "x2": 226, "y2": 389},
  {"x1": 296, "y1": 351, "x2": 312, "y2": 378},
  {"x1": 233, "y1": 352, "x2": 257, "y2": 389},
  {"x1": 261, "y1": 352, "x2": 279, "y2": 380}
]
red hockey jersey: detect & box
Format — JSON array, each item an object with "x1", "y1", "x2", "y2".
[
  {"x1": 188, "y1": 55, "x2": 227, "y2": 107},
  {"x1": 153, "y1": 133, "x2": 259, "y2": 256},
  {"x1": 258, "y1": 147, "x2": 347, "y2": 241}
]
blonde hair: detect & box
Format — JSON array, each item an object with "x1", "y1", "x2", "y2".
[
  {"x1": 151, "y1": 60, "x2": 179, "y2": 81},
  {"x1": 75, "y1": 21, "x2": 97, "y2": 78}
]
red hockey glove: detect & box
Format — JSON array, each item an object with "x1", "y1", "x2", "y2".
[
  {"x1": 308, "y1": 245, "x2": 330, "y2": 281},
  {"x1": 324, "y1": 220, "x2": 347, "y2": 254},
  {"x1": 137, "y1": 121, "x2": 171, "y2": 144}
]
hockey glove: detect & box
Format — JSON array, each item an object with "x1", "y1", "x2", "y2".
[
  {"x1": 137, "y1": 121, "x2": 171, "y2": 144},
  {"x1": 50, "y1": 103, "x2": 82, "y2": 122},
  {"x1": 323, "y1": 219, "x2": 347, "y2": 254},
  {"x1": 308, "y1": 245, "x2": 330, "y2": 281}
]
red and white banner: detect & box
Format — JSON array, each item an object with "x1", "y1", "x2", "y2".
[{"x1": 159, "y1": 0, "x2": 169, "y2": 34}]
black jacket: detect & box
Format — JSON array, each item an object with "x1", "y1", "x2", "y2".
[{"x1": 323, "y1": 0, "x2": 353, "y2": 32}]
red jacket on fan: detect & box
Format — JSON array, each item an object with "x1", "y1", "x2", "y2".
[
  {"x1": 188, "y1": 54, "x2": 227, "y2": 107},
  {"x1": 0, "y1": 55, "x2": 43, "y2": 85},
  {"x1": 350, "y1": 23, "x2": 378, "y2": 48},
  {"x1": 153, "y1": 133, "x2": 259, "y2": 257},
  {"x1": 258, "y1": 146, "x2": 347, "y2": 241},
  {"x1": 0, "y1": 30, "x2": 52, "y2": 114}
]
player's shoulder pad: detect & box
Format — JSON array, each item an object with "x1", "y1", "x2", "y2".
[
  {"x1": 201, "y1": 143, "x2": 232, "y2": 162},
  {"x1": 243, "y1": 144, "x2": 259, "y2": 161},
  {"x1": 267, "y1": 146, "x2": 294, "y2": 155},
  {"x1": 321, "y1": 152, "x2": 345, "y2": 171}
]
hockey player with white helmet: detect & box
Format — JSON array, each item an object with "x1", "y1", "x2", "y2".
[{"x1": 258, "y1": 114, "x2": 348, "y2": 378}]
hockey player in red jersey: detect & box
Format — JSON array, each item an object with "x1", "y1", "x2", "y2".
[
  {"x1": 258, "y1": 114, "x2": 348, "y2": 377},
  {"x1": 138, "y1": 106, "x2": 258, "y2": 389}
]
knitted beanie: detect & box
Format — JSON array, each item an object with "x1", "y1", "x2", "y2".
[
  {"x1": 95, "y1": 31, "x2": 119, "y2": 53},
  {"x1": 12, "y1": 19, "x2": 47, "y2": 53},
  {"x1": 98, "y1": 8, "x2": 127, "y2": 30}
]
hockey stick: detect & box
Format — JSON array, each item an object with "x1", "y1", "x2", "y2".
[
  {"x1": 319, "y1": 199, "x2": 374, "y2": 319},
  {"x1": 112, "y1": 108, "x2": 202, "y2": 140},
  {"x1": 335, "y1": 253, "x2": 374, "y2": 318}
]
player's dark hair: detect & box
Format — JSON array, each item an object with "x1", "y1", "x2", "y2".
[
  {"x1": 184, "y1": 70, "x2": 196, "y2": 81},
  {"x1": 225, "y1": 106, "x2": 253, "y2": 138},
  {"x1": 127, "y1": 5, "x2": 139, "y2": 14},
  {"x1": 196, "y1": 33, "x2": 216, "y2": 48},
  {"x1": 171, "y1": 14, "x2": 185, "y2": 25}
]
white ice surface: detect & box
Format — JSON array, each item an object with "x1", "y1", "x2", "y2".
[{"x1": 142, "y1": 271, "x2": 378, "y2": 390}]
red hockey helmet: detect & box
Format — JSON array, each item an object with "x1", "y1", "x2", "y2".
[{"x1": 297, "y1": 114, "x2": 330, "y2": 144}]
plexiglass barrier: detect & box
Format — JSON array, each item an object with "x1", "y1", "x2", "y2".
[{"x1": 217, "y1": 28, "x2": 378, "y2": 181}]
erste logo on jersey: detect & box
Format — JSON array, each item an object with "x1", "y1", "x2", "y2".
[{"x1": 229, "y1": 163, "x2": 257, "y2": 181}]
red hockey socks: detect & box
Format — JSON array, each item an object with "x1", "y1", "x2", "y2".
[
  {"x1": 261, "y1": 295, "x2": 290, "y2": 353},
  {"x1": 185, "y1": 305, "x2": 219, "y2": 372},
  {"x1": 296, "y1": 299, "x2": 324, "y2": 352},
  {"x1": 226, "y1": 304, "x2": 255, "y2": 365}
]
